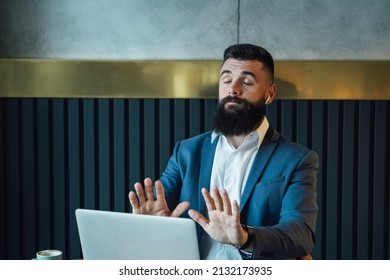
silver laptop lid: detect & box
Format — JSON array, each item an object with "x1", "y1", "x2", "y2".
[{"x1": 75, "y1": 208, "x2": 200, "y2": 260}]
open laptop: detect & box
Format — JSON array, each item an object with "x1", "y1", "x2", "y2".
[{"x1": 75, "y1": 208, "x2": 200, "y2": 260}]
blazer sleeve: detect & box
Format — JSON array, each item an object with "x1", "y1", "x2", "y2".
[
  {"x1": 159, "y1": 140, "x2": 184, "y2": 211},
  {"x1": 249, "y1": 150, "x2": 319, "y2": 260}
]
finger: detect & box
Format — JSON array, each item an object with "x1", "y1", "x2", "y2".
[
  {"x1": 188, "y1": 209, "x2": 209, "y2": 229},
  {"x1": 154, "y1": 180, "x2": 166, "y2": 203},
  {"x1": 232, "y1": 200, "x2": 241, "y2": 225},
  {"x1": 212, "y1": 186, "x2": 224, "y2": 211},
  {"x1": 201, "y1": 188, "x2": 216, "y2": 211},
  {"x1": 134, "y1": 182, "x2": 146, "y2": 204},
  {"x1": 144, "y1": 178, "x2": 155, "y2": 201},
  {"x1": 128, "y1": 191, "x2": 140, "y2": 213},
  {"x1": 221, "y1": 189, "x2": 232, "y2": 216},
  {"x1": 170, "y1": 201, "x2": 190, "y2": 217}
]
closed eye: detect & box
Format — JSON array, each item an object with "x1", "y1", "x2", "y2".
[
  {"x1": 242, "y1": 78, "x2": 254, "y2": 86},
  {"x1": 222, "y1": 76, "x2": 232, "y2": 83}
]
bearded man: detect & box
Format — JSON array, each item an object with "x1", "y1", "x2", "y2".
[{"x1": 129, "y1": 44, "x2": 319, "y2": 260}]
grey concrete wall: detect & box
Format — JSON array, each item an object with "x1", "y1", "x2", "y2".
[
  {"x1": 240, "y1": 0, "x2": 390, "y2": 60},
  {"x1": 0, "y1": 0, "x2": 389, "y2": 60}
]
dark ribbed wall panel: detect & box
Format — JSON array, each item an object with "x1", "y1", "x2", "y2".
[{"x1": 0, "y1": 98, "x2": 389, "y2": 260}]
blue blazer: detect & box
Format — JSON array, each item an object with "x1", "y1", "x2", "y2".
[{"x1": 159, "y1": 127, "x2": 319, "y2": 259}]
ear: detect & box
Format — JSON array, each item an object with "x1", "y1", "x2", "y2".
[{"x1": 265, "y1": 83, "x2": 277, "y2": 105}]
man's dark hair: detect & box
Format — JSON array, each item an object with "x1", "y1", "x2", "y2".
[{"x1": 223, "y1": 44, "x2": 274, "y2": 81}]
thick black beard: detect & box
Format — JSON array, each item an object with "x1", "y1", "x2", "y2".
[{"x1": 211, "y1": 96, "x2": 266, "y2": 136}]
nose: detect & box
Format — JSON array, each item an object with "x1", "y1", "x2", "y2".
[{"x1": 229, "y1": 81, "x2": 242, "y2": 96}]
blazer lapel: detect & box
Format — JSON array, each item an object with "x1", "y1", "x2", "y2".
[
  {"x1": 198, "y1": 134, "x2": 219, "y2": 215},
  {"x1": 240, "y1": 127, "x2": 280, "y2": 211}
]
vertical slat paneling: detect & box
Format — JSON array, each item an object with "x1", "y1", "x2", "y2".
[
  {"x1": 67, "y1": 99, "x2": 81, "y2": 259},
  {"x1": 144, "y1": 100, "x2": 156, "y2": 180},
  {"x1": 189, "y1": 99, "x2": 202, "y2": 137},
  {"x1": 36, "y1": 99, "x2": 51, "y2": 251},
  {"x1": 20, "y1": 99, "x2": 36, "y2": 259},
  {"x1": 0, "y1": 99, "x2": 5, "y2": 259},
  {"x1": 341, "y1": 101, "x2": 357, "y2": 259},
  {"x1": 357, "y1": 101, "x2": 372, "y2": 259},
  {"x1": 98, "y1": 99, "x2": 110, "y2": 210},
  {"x1": 5, "y1": 99, "x2": 21, "y2": 259},
  {"x1": 51, "y1": 99, "x2": 66, "y2": 258},
  {"x1": 174, "y1": 99, "x2": 186, "y2": 143},
  {"x1": 204, "y1": 99, "x2": 217, "y2": 131},
  {"x1": 388, "y1": 133, "x2": 390, "y2": 261},
  {"x1": 281, "y1": 100, "x2": 295, "y2": 141},
  {"x1": 372, "y1": 101, "x2": 388, "y2": 259},
  {"x1": 296, "y1": 101, "x2": 309, "y2": 147},
  {"x1": 113, "y1": 99, "x2": 126, "y2": 212},
  {"x1": 82, "y1": 99, "x2": 96, "y2": 210},
  {"x1": 128, "y1": 100, "x2": 142, "y2": 195},
  {"x1": 159, "y1": 100, "x2": 172, "y2": 176},
  {"x1": 326, "y1": 101, "x2": 341, "y2": 259},
  {"x1": 265, "y1": 100, "x2": 278, "y2": 130},
  {"x1": 311, "y1": 100, "x2": 325, "y2": 259},
  {"x1": 1, "y1": 98, "x2": 390, "y2": 260},
  {"x1": 387, "y1": 103, "x2": 390, "y2": 261}
]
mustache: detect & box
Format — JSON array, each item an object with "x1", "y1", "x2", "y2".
[{"x1": 220, "y1": 96, "x2": 246, "y2": 105}]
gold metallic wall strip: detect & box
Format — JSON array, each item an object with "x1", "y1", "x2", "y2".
[
  {"x1": 275, "y1": 61, "x2": 390, "y2": 100},
  {"x1": 0, "y1": 59, "x2": 389, "y2": 99}
]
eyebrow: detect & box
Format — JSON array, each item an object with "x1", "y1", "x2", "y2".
[{"x1": 220, "y1": 69, "x2": 257, "y2": 80}]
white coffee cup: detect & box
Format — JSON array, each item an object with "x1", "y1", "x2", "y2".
[{"x1": 36, "y1": 249, "x2": 62, "y2": 260}]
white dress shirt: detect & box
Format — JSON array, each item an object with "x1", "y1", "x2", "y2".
[{"x1": 201, "y1": 117, "x2": 269, "y2": 259}]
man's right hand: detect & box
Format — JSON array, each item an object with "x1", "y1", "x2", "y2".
[{"x1": 128, "y1": 178, "x2": 189, "y2": 217}]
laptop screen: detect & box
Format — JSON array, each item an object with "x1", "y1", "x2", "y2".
[{"x1": 75, "y1": 208, "x2": 200, "y2": 260}]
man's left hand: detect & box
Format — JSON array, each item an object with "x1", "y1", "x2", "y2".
[{"x1": 188, "y1": 186, "x2": 248, "y2": 247}]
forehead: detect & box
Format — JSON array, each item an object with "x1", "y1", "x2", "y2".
[{"x1": 220, "y1": 58, "x2": 265, "y2": 77}]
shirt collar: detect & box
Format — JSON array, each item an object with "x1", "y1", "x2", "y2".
[{"x1": 211, "y1": 116, "x2": 270, "y2": 148}]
